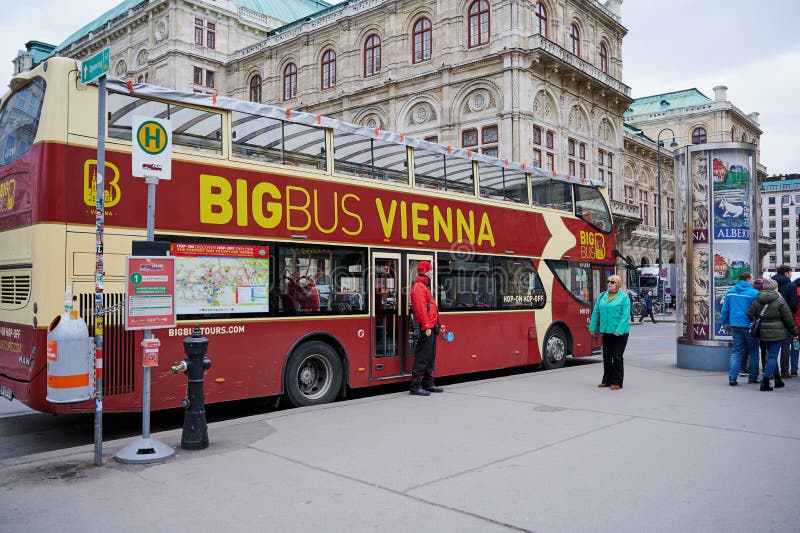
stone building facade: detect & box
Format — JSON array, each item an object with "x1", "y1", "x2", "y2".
[
  {"x1": 228, "y1": 0, "x2": 631, "y2": 176},
  {"x1": 11, "y1": 0, "x2": 767, "y2": 283},
  {"x1": 37, "y1": 0, "x2": 325, "y2": 93}
]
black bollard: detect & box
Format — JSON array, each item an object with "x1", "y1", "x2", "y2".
[{"x1": 173, "y1": 325, "x2": 212, "y2": 450}]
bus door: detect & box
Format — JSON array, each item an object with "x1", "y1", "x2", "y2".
[{"x1": 370, "y1": 251, "x2": 433, "y2": 380}]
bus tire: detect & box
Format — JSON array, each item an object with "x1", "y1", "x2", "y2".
[
  {"x1": 284, "y1": 341, "x2": 342, "y2": 407},
  {"x1": 541, "y1": 327, "x2": 568, "y2": 370}
]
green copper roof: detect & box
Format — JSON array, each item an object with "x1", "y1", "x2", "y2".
[
  {"x1": 625, "y1": 89, "x2": 712, "y2": 117},
  {"x1": 235, "y1": 0, "x2": 332, "y2": 21},
  {"x1": 623, "y1": 122, "x2": 655, "y2": 143},
  {"x1": 55, "y1": 0, "x2": 146, "y2": 53}
]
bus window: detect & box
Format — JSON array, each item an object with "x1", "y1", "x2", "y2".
[
  {"x1": 546, "y1": 260, "x2": 591, "y2": 305},
  {"x1": 232, "y1": 111, "x2": 326, "y2": 170},
  {"x1": 107, "y1": 92, "x2": 223, "y2": 154},
  {"x1": 444, "y1": 157, "x2": 475, "y2": 195},
  {"x1": 437, "y1": 254, "x2": 494, "y2": 310},
  {"x1": 231, "y1": 111, "x2": 283, "y2": 164},
  {"x1": 0, "y1": 78, "x2": 45, "y2": 165},
  {"x1": 531, "y1": 180, "x2": 572, "y2": 212},
  {"x1": 283, "y1": 121, "x2": 326, "y2": 170},
  {"x1": 109, "y1": 93, "x2": 167, "y2": 140},
  {"x1": 276, "y1": 244, "x2": 366, "y2": 316},
  {"x1": 333, "y1": 132, "x2": 407, "y2": 183},
  {"x1": 495, "y1": 257, "x2": 545, "y2": 309},
  {"x1": 413, "y1": 147, "x2": 476, "y2": 195},
  {"x1": 170, "y1": 106, "x2": 222, "y2": 154},
  {"x1": 478, "y1": 163, "x2": 504, "y2": 200},
  {"x1": 478, "y1": 163, "x2": 528, "y2": 204},
  {"x1": 574, "y1": 184, "x2": 612, "y2": 232}
]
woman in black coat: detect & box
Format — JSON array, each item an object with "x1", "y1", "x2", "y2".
[{"x1": 747, "y1": 278, "x2": 799, "y2": 391}]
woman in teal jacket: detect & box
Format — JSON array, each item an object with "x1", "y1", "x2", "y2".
[{"x1": 589, "y1": 275, "x2": 631, "y2": 390}]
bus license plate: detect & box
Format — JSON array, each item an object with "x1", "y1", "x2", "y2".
[{"x1": 0, "y1": 385, "x2": 13, "y2": 401}]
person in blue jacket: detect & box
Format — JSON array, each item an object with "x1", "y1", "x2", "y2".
[
  {"x1": 589, "y1": 275, "x2": 631, "y2": 390},
  {"x1": 720, "y1": 272, "x2": 760, "y2": 385}
]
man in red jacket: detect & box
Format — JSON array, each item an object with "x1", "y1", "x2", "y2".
[{"x1": 410, "y1": 260, "x2": 443, "y2": 396}]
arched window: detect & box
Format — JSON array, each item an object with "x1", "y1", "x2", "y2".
[
  {"x1": 412, "y1": 17, "x2": 432, "y2": 64},
  {"x1": 570, "y1": 24, "x2": 581, "y2": 56},
  {"x1": 321, "y1": 49, "x2": 336, "y2": 90},
  {"x1": 283, "y1": 63, "x2": 297, "y2": 101},
  {"x1": 692, "y1": 127, "x2": 707, "y2": 144},
  {"x1": 599, "y1": 42, "x2": 608, "y2": 73},
  {"x1": 364, "y1": 34, "x2": 381, "y2": 77},
  {"x1": 468, "y1": 0, "x2": 490, "y2": 48},
  {"x1": 534, "y1": 2, "x2": 548, "y2": 37},
  {"x1": 249, "y1": 74, "x2": 262, "y2": 103}
]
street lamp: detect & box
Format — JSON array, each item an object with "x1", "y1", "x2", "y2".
[{"x1": 656, "y1": 128, "x2": 678, "y2": 312}]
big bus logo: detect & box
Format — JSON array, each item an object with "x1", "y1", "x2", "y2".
[
  {"x1": 0, "y1": 177, "x2": 15, "y2": 213},
  {"x1": 83, "y1": 160, "x2": 121, "y2": 207},
  {"x1": 579, "y1": 231, "x2": 606, "y2": 260}
]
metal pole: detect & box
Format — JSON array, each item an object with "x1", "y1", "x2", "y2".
[
  {"x1": 657, "y1": 138, "x2": 663, "y2": 313},
  {"x1": 142, "y1": 176, "x2": 157, "y2": 439},
  {"x1": 116, "y1": 173, "x2": 174, "y2": 463},
  {"x1": 94, "y1": 74, "x2": 106, "y2": 466}
]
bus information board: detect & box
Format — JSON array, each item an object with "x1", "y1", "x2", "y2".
[
  {"x1": 172, "y1": 243, "x2": 270, "y2": 315},
  {"x1": 125, "y1": 256, "x2": 176, "y2": 330}
]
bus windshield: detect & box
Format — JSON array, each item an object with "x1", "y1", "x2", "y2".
[
  {"x1": 0, "y1": 78, "x2": 46, "y2": 166},
  {"x1": 574, "y1": 184, "x2": 612, "y2": 232}
]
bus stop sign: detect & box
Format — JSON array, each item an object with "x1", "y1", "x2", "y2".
[{"x1": 132, "y1": 115, "x2": 172, "y2": 180}]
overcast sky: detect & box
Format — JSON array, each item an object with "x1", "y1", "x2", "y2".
[{"x1": 1, "y1": 0, "x2": 797, "y2": 174}]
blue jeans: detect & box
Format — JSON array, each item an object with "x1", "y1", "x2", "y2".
[
  {"x1": 763, "y1": 340, "x2": 783, "y2": 381},
  {"x1": 791, "y1": 339, "x2": 799, "y2": 374},
  {"x1": 729, "y1": 326, "x2": 760, "y2": 381}
]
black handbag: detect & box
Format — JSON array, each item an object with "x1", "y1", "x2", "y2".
[{"x1": 748, "y1": 303, "x2": 769, "y2": 337}]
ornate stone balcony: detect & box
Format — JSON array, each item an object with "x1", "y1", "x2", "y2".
[{"x1": 527, "y1": 34, "x2": 631, "y2": 100}]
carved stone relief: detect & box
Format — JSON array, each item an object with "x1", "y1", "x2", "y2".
[{"x1": 155, "y1": 19, "x2": 168, "y2": 41}]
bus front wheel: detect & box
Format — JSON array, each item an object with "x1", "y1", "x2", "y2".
[
  {"x1": 541, "y1": 328, "x2": 568, "y2": 370},
  {"x1": 284, "y1": 341, "x2": 342, "y2": 407}
]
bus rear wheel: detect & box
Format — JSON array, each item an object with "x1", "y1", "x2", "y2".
[
  {"x1": 541, "y1": 328, "x2": 568, "y2": 370},
  {"x1": 284, "y1": 341, "x2": 342, "y2": 407}
]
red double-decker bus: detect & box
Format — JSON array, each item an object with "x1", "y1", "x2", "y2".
[{"x1": 0, "y1": 58, "x2": 616, "y2": 414}]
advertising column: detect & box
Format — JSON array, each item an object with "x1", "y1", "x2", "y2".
[{"x1": 675, "y1": 142, "x2": 758, "y2": 370}]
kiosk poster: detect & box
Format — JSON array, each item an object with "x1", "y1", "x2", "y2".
[
  {"x1": 690, "y1": 151, "x2": 710, "y2": 339},
  {"x1": 172, "y1": 243, "x2": 270, "y2": 315},
  {"x1": 710, "y1": 149, "x2": 753, "y2": 339},
  {"x1": 691, "y1": 151, "x2": 710, "y2": 244},
  {"x1": 712, "y1": 152, "x2": 751, "y2": 240},
  {"x1": 712, "y1": 244, "x2": 752, "y2": 337},
  {"x1": 692, "y1": 245, "x2": 710, "y2": 340}
]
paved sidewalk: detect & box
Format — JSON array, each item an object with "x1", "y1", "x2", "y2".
[{"x1": 2, "y1": 349, "x2": 798, "y2": 533}]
